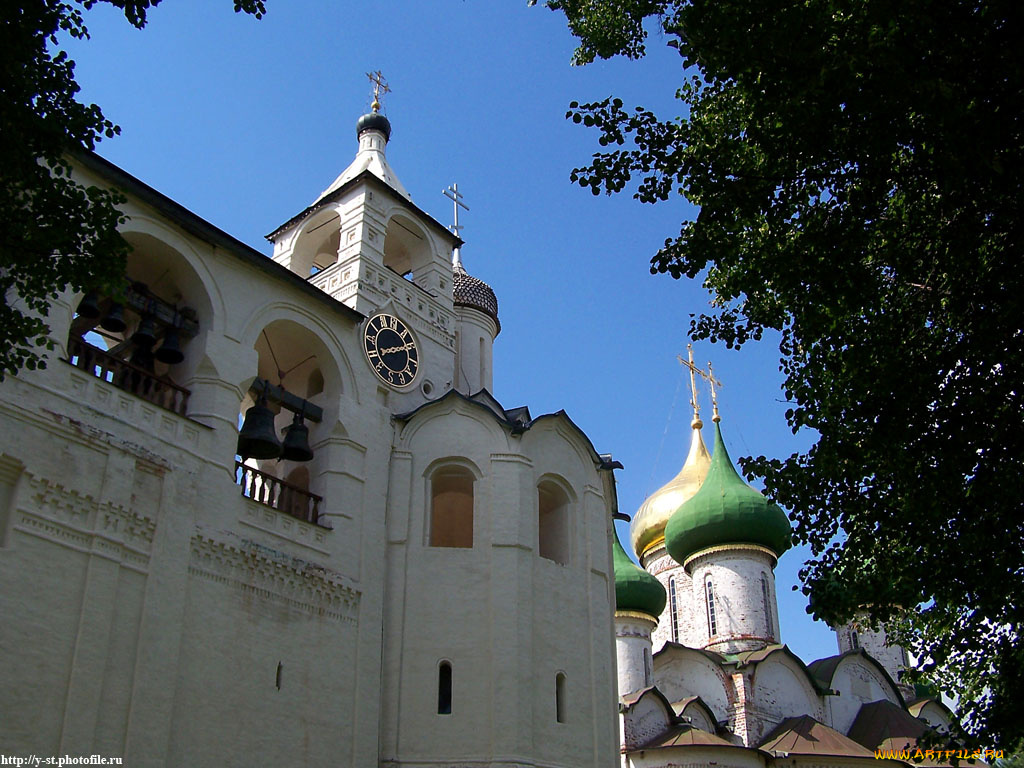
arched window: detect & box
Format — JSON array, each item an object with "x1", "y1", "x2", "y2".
[
  {"x1": 555, "y1": 673, "x2": 567, "y2": 723},
  {"x1": 430, "y1": 467, "x2": 474, "y2": 548},
  {"x1": 761, "y1": 573, "x2": 774, "y2": 639},
  {"x1": 437, "y1": 661, "x2": 452, "y2": 715},
  {"x1": 538, "y1": 480, "x2": 569, "y2": 565},
  {"x1": 851, "y1": 630, "x2": 860, "y2": 650},
  {"x1": 668, "y1": 576, "x2": 679, "y2": 643},
  {"x1": 706, "y1": 579, "x2": 718, "y2": 637}
]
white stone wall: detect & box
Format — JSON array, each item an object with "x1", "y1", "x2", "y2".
[
  {"x1": 836, "y1": 620, "x2": 907, "y2": 687},
  {"x1": 0, "y1": 155, "x2": 617, "y2": 768},
  {"x1": 687, "y1": 547, "x2": 779, "y2": 653},
  {"x1": 615, "y1": 613, "x2": 656, "y2": 697},
  {"x1": 644, "y1": 548, "x2": 696, "y2": 650},
  {"x1": 823, "y1": 655, "x2": 903, "y2": 734},
  {"x1": 454, "y1": 306, "x2": 497, "y2": 395}
]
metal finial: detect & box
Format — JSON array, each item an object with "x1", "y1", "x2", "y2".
[
  {"x1": 707, "y1": 361, "x2": 723, "y2": 422},
  {"x1": 443, "y1": 183, "x2": 469, "y2": 269},
  {"x1": 366, "y1": 70, "x2": 391, "y2": 113},
  {"x1": 677, "y1": 344, "x2": 704, "y2": 429}
]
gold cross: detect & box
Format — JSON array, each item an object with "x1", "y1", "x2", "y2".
[
  {"x1": 677, "y1": 344, "x2": 705, "y2": 428},
  {"x1": 366, "y1": 70, "x2": 391, "y2": 113},
  {"x1": 706, "y1": 361, "x2": 723, "y2": 423}
]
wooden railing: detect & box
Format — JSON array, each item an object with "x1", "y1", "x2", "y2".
[
  {"x1": 235, "y1": 461, "x2": 323, "y2": 525},
  {"x1": 67, "y1": 337, "x2": 190, "y2": 416}
]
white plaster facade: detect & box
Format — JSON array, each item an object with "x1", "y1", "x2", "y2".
[{"x1": 0, "y1": 114, "x2": 617, "y2": 767}]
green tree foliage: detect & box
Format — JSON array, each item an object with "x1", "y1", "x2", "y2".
[
  {"x1": 0, "y1": 0, "x2": 265, "y2": 379},
  {"x1": 541, "y1": 0, "x2": 1023, "y2": 745}
]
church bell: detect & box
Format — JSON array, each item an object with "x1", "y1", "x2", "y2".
[
  {"x1": 155, "y1": 328, "x2": 185, "y2": 365},
  {"x1": 132, "y1": 315, "x2": 157, "y2": 349},
  {"x1": 101, "y1": 303, "x2": 127, "y2": 333},
  {"x1": 236, "y1": 396, "x2": 282, "y2": 460},
  {"x1": 76, "y1": 291, "x2": 101, "y2": 319},
  {"x1": 280, "y1": 411, "x2": 313, "y2": 462}
]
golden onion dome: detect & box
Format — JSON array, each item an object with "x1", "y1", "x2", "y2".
[{"x1": 630, "y1": 420, "x2": 712, "y2": 562}]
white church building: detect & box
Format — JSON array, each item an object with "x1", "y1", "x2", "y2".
[{"x1": 0, "y1": 99, "x2": 954, "y2": 767}]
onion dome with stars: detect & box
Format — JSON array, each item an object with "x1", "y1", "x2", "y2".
[
  {"x1": 453, "y1": 259, "x2": 500, "y2": 333},
  {"x1": 664, "y1": 418, "x2": 792, "y2": 568},
  {"x1": 613, "y1": 525, "x2": 667, "y2": 619}
]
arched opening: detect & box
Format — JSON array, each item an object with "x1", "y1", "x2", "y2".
[
  {"x1": 235, "y1": 319, "x2": 337, "y2": 525},
  {"x1": 383, "y1": 214, "x2": 431, "y2": 286},
  {"x1": 429, "y1": 467, "x2": 474, "y2": 548},
  {"x1": 555, "y1": 673, "x2": 567, "y2": 723},
  {"x1": 67, "y1": 232, "x2": 211, "y2": 417},
  {"x1": 538, "y1": 480, "x2": 569, "y2": 565},
  {"x1": 437, "y1": 661, "x2": 452, "y2": 715}
]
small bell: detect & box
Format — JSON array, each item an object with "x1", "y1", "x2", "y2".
[
  {"x1": 280, "y1": 411, "x2": 313, "y2": 462},
  {"x1": 101, "y1": 303, "x2": 127, "y2": 333},
  {"x1": 76, "y1": 291, "x2": 101, "y2": 319},
  {"x1": 155, "y1": 327, "x2": 184, "y2": 365},
  {"x1": 236, "y1": 395, "x2": 282, "y2": 460},
  {"x1": 132, "y1": 315, "x2": 157, "y2": 349}
]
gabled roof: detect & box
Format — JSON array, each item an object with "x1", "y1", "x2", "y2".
[
  {"x1": 807, "y1": 648, "x2": 905, "y2": 701},
  {"x1": 652, "y1": 641, "x2": 728, "y2": 666},
  {"x1": 638, "y1": 724, "x2": 740, "y2": 750},
  {"x1": 847, "y1": 699, "x2": 928, "y2": 751},
  {"x1": 759, "y1": 714, "x2": 875, "y2": 759}
]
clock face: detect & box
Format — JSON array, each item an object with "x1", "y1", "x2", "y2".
[{"x1": 363, "y1": 313, "x2": 420, "y2": 388}]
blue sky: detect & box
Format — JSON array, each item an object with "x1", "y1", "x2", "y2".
[{"x1": 60, "y1": 0, "x2": 836, "y2": 662}]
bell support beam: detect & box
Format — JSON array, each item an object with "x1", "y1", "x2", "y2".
[{"x1": 249, "y1": 379, "x2": 323, "y2": 423}]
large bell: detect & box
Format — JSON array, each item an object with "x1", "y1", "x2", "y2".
[
  {"x1": 236, "y1": 396, "x2": 282, "y2": 460},
  {"x1": 155, "y1": 327, "x2": 185, "y2": 365},
  {"x1": 280, "y1": 411, "x2": 313, "y2": 462},
  {"x1": 76, "y1": 291, "x2": 101, "y2": 319},
  {"x1": 132, "y1": 315, "x2": 157, "y2": 349},
  {"x1": 101, "y1": 302, "x2": 127, "y2": 333}
]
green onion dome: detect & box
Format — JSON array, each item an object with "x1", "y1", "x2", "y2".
[
  {"x1": 664, "y1": 421, "x2": 791, "y2": 567},
  {"x1": 613, "y1": 526, "x2": 667, "y2": 619}
]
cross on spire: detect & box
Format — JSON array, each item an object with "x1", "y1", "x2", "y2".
[
  {"x1": 443, "y1": 183, "x2": 469, "y2": 269},
  {"x1": 366, "y1": 70, "x2": 390, "y2": 113},
  {"x1": 678, "y1": 344, "x2": 705, "y2": 429},
  {"x1": 706, "y1": 361, "x2": 723, "y2": 423}
]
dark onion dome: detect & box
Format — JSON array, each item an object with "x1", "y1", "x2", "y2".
[
  {"x1": 665, "y1": 421, "x2": 791, "y2": 566},
  {"x1": 356, "y1": 111, "x2": 391, "y2": 141},
  {"x1": 453, "y1": 262, "x2": 500, "y2": 332},
  {"x1": 613, "y1": 526, "x2": 667, "y2": 619}
]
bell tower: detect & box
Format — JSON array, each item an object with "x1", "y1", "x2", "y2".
[{"x1": 265, "y1": 74, "x2": 461, "y2": 399}]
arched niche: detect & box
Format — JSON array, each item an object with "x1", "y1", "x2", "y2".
[{"x1": 537, "y1": 475, "x2": 574, "y2": 566}]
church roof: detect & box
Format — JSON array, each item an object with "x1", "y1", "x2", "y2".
[
  {"x1": 665, "y1": 420, "x2": 791, "y2": 566},
  {"x1": 453, "y1": 262, "x2": 500, "y2": 332},
  {"x1": 315, "y1": 110, "x2": 409, "y2": 203},
  {"x1": 613, "y1": 526, "x2": 666, "y2": 619},
  {"x1": 637, "y1": 723, "x2": 739, "y2": 750},
  {"x1": 759, "y1": 715, "x2": 876, "y2": 758},
  {"x1": 630, "y1": 421, "x2": 711, "y2": 561},
  {"x1": 847, "y1": 700, "x2": 937, "y2": 755}
]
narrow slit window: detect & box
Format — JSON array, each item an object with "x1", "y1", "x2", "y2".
[
  {"x1": 851, "y1": 630, "x2": 860, "y2": 650},
  {"x1": 706, "y1": 579, "x2": 718, "y2": 636},
  {"x1": 555, "y1": 673, "x2": 566, "y2": 723},
  {"x1": 761, "y1": 574, "x2": 774, "y2": 639},
  {"x1": 437, "y1": 661, "x2": 452, "y2": 715},
  {"x1": 668, "y1": 576, "x2": 679, "y2": 643}
]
